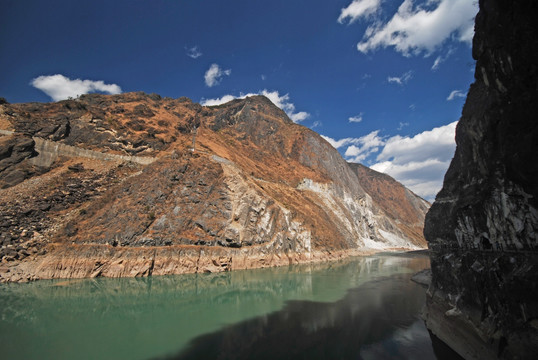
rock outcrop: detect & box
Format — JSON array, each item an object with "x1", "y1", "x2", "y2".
[
  {"x1": 349, "y1": 163, "x2": 430, "y2": 244},
  {"x1": 423, "y1": 1, "x2": 538, "y2": 358},
  {"x1": 0, "y1": 91, "x2": 428, "y2": 282},
  {"x1": 0, "y1": 134, "x2": 50, "y2": 188}
]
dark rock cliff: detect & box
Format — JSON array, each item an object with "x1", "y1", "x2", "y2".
[
  {"x1": 0, "y1": 135, "x2": 38, "y2": 188},
  {"x1": 423, "y1": 1, "x2": 538, "y2": 358}
]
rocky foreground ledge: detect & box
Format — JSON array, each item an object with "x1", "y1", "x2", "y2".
[{"x1": 423, "y1": 1, "x2": 538, "y2": 358}]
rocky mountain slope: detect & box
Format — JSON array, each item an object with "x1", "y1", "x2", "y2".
[
  {"x1": 0, "y1": 92, "x2": 428, "y2": 282},
  {"x1": 423, "y1": 0, "x2": 538, "y2": 358},
  {"x1": 348, "y1": 163, "x2": 429, "y2": 245}
]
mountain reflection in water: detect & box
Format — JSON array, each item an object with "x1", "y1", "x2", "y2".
[
  {"x1": 166, "y1": 273, "x2": 444, "y2": 360},
  {"x1": 0, "y1": 253, "x2": 460, "y2": 360}
]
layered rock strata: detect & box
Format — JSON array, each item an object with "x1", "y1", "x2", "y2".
[
  {"x1": 423, "y1": 1, "x2": 538, "y2": 358},
  {"x1": 1, "y1": 92, "x2": 428, "y2": 282}
]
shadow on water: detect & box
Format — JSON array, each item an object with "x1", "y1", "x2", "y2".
[
  {"x1": 0, "y1": 253, "x2": 460, "y2": 360},
  {"x1": 161, "y1": 272, "x2": 461, "y2": 360}
]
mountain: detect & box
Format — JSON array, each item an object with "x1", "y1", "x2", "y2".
[
  {"x1": 0, "y1": 92, "x2": 428, "y2": 282},
  {"x1": 348, "y1": 163, "x2": 429, "y2": 244},
  {"x1": 423, "y1": 1, "x2": 538, "y2": 358}
]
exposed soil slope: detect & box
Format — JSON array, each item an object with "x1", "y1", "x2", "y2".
[{"x1": 0, "y1": 92, "x2": 428, "y2": 282}]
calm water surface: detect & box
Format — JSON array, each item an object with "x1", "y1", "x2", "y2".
[{"x1": 0, "y1": 252, "x2": 456, "y2": 359}]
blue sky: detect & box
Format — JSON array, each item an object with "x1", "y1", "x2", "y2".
[{"x1": 0, "y1": 0, "x2": 478, "y2": 200}]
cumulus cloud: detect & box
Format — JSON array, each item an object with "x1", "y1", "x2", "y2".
[
  {"x1": 372, "y1": 159, "x2": 451, "y2": 199},
  {"x1": 31, "y1": 74, "x2": 122, "y2": 101},
  {"x1": 324, "y1": 120, "x2": 457, "y2": 200},
  {"x1": 289, "y1": 112, "x2": 310, "y2": 123},
  {"x1": 320, "y1": 135, "x2": 357, "y2": 149},
  {"x1": 375, "y1": 121, "x2": 456, "y2": 163},
  {"x1": 447, "y1": 89, "x2": 466, "y2": 101},
  {"x1": 322, "y1": 130, "x2": 384, "y2": 162},
  {"x1": 343, "y1": 0, "x2": 478, "y2": 56},
  {"x1": 338, "y1": 0, "x2": 382, "y2": 24},
  {"x1": 371, "y1": 121, "x2": 457, "y2": 200},
  {"x1": 387, "y1": 70, "x2": 413, "y2": 85},
  {"x1": 204, "y1": 63, "x2": 231, "y2": 87},
  {"x1": 344, "y1": 131, "x2": 384, "y2": 162},
  {"x1": 200, "y1": 89, "x2": 310, "y2": 123},
  {"x1": 185, "y1": 45, "x2": 202, "y2": 59},
  {"x1": 200, "y1": 94, "x2": 238, "y2": 106},
  {"x1": 349, "y1": 113, "x2": 363, "y2": 123}
]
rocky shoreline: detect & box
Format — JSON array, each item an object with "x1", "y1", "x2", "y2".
[
  {"x1": 0, "y1": 243, "x2": 399, "y2": 283},
  {"x1": 423, "y1": 290, "x2": 498, "y2": 360},
  {"x1": 423, "y1": 250, "x2": 538, "y2": 359}
]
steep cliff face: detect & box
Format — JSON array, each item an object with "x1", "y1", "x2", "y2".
[
  {"x1": 349, "y1": 163, "x2": 430, "y2": 245},
  {"x1": 0, "y1": 92, "x2": 428, "y2": 282},
  {"x1": 423, "y1": 1, "x2": 538, "y2": 358}
]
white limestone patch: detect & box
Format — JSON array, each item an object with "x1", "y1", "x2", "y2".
[
  {"x1": 298, "y1": 177, "x2": 422, "y2": 250},
  {"x1": 378, "y1": 229, "x2": 422, "y2": 250}
]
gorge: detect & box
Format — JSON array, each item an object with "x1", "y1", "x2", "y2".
[{"x1": 2, "y1": 1, "x2": 537, "y2": 358}]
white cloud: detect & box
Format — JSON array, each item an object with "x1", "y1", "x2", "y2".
[
  {"x1": 431, "y1": 47, "x2": 456, "y2": 70},
  {"x1": 185, "y1": 45, "x2": 202, "y2": 59},
  {"x1": 289, "y1": 111, "x2": 310, "y2": 123},
  {"x1": 387, "y1": 70, "x2": 413, "y2": 85},
  {"x1": 447, "y1": 89, "x2": 466, "y2": 101},
  {"x1": 372, "y1": 159, "x2": 451, "y2": 200},
  {"x1": 257, "y1": 90, "x2": 310, "y2": 123},
  {"x1": 349, "y1": 113, "x2": 363, "y2": 123},
  {"x1": 352, "y1": 0, "x2": 478, "y2": 56},
  {"x1": 325, "y1": 120, "x2": 457, "y2": 200},
  {"x1": 261, "y1": 74, "x2": 267, "y2": 81},
  {"x1": 431, "y1": 56, "x2": 442, "y2": 70},
  {"x1": 200, "y1": 89, "x2": 310, "y2": 123},
  {"x1": 322, "y1": 131, "x2": 384, "y2": 162},
  {"x1": 204, "y1": 63, "x2": 231, "y2": 87},
  {"x1": 321, "y1": 135, "x2": 356, "y2": 149},
  {"x1": 31, "y1": 74, "x2": 122, "y2": 101},
  {"x1": 376, "y1": 121, "x2": 457, "y2": 164},
  {"x1": 387, "y1": 77, "x2": 401, "y2": 85},
  {"x1": 311, "y1": 120, "x2": 322, "y2": 129},
  {"x1": 338, "y1": 0, "x2": 382, "y2": 24},
  {"x1": 344, "y1": 130, "x2": 384, "y2": 162},
  {"x1": 371, "y1": 121, "x2": 457, "y2": 200},
  {"x1": 200, "y1": 94, "x2": 238, "y2": 106},
  {"x1": 398, "y1": 122, "x2": 409, "y2": 130}
]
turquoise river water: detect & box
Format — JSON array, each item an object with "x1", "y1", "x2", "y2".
[{"x1": 0, "y1": 252, "x2": 459, "y2": 359}]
